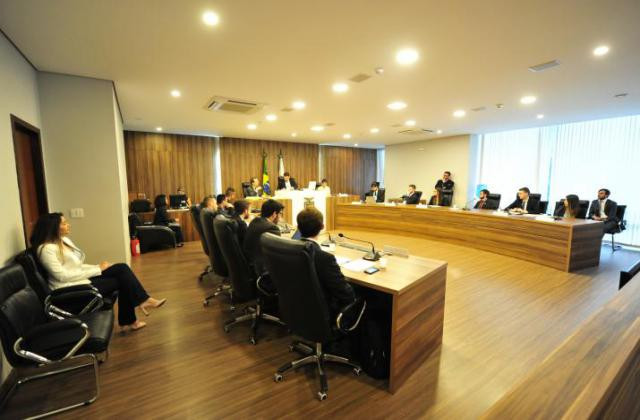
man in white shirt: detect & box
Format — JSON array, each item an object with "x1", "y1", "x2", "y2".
[
  {"x1": 277, "y1": 172, "x2": 298, "y2": 190},
  {"x1": 588, "y1": 188, "x2": 618, "y2": 234}
]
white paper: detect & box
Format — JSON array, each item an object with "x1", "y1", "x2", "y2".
[
  {"x1": 335, "y1": 256, "x2": 351, "y2": 265},
  {"x1": 342, "y1": 259, "x2": 375, "y2": 272}
]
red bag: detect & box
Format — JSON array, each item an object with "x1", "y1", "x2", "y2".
[{"x1": 131, "y1": 238, "x2": 140, "y2": 257}]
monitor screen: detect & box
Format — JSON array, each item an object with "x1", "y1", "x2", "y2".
[
  {"x1": 169, "y1": 194, "x2": 187, "y2": 208},
  {"x1": 292, "y1": 229, "x2": 302, "y2": 240}
]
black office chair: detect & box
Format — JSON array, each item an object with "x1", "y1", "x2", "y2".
[
  {"x1": 214, "y1": 215, "x2": 283, "y2": 344},
  {"x1": 130, "y1": 198, "x2": 152, "y2": 213},
  {"x1": 261, "y1": 234, "x2": 366, "y2": 401},
  {"x1": 136, "y1": 225, "x2": 176, "y2": 253},
  {"x1": 577, "y1": 200, "x2": 589, "y2": 219},
  {"x1": 242, "y1": 182, "x2": 252, "y2": 197},
  {"x1": 14, "y1": 250, "x2": 117, "y2": 317},
  {"x1": 610, "y1": 205, "x2": 627, "y2": 251},
  {"x1": 538, "y1": 200, "x2": 549, "y2": 214},
  {"x1": 553, "y1": 200, "x2": 564, "y2": 216},
  {"x1": 619, "y1": 259, "x2": 640, "y2": 290},
  {"x1": 190, "y1": 205, "x2": 211, "y2": 281},
  {"x1": 0, "y1": 264, "x2": 114, "y2": 418},
  {"x1": 200, "y1": 209, "x2": 230, "y2": 305},
  {"x1": 485, "y1": 193, "x2": 501, "y2": 210},
  {"x1": 440, "y1": 189, "x2": 453, "y2": 206}
]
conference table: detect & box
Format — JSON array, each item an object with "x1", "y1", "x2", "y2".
[
  {"x1": 316, "y1": 233, "x2": 447, "y2": 394},
  {"x1": 335, "y1": 203, "x2": 604, "y2": 272}
]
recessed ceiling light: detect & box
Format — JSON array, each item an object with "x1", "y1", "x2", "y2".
[
  {"x1": 375, "y1": 67, "x2": 384, "y2": 75},
  {"x1": 453, "y1": 109, "x2": 466, "y2": 118},
  {"x1": 405, "y1": 120, "x2": 416, "y2": 126},
  {"x1": 265, "y1": 114, "x2": 277, "y2": 121},
  {"x1": 291, "y1": 132, "x2": 297, "y2": 137},
  {"x1": 202, "y1": 11, "x2": 220, "y2": 26},
  {"x1": 332, "y1": 82, "x2": 349, "y2": 93},
  {"x1": 343, "y1": 133, "x2": 352, "y2": 139},
  {"x1": 520, "y1": 95, "x2": 537, "y2": 105},
  {"x1": 170, "y1": 89, "x2": 181, "y2": 98},
  {"x1": 292, "y1": 100, "x2": 306, "y2": 110},
  {"x1": 536, "y1": 114, "x2": 544, "y2": 119},
  {"x1": 311, "y1": 125, "x2": 324, "y2": 132},
  {"x1": 396, "y1": 48, "x2": 419, "y2": 65},
  {"x1": 593, "y1": 45, "x2": 609, "y2": 56},
  {"x1": 247, "y1": 123, "x2": 257, "y2": 130},
  {"x1": 155, "y1": 126, "x2": 163, "y2": 131},
  {"x1": 496, "y1": 103, "x2": 504, "y2": 109},
  {"x1": 436, "y1": 129, "x2": 443, "y2": 134},
  {"x1": 354, "y1": 143, "x2": 359, "y2": 147},
  {"x1": 387, "y1": 101, "x2": 407, "y2": 110},
  {"x1": 370, "y1": 128, "x2": 380, "y2": 134}
]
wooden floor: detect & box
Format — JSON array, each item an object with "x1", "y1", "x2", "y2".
[{"x1": 20, "y1": 232, "x2": 639, "y2": 419}]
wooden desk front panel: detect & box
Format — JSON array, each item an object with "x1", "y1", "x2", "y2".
[
  {"x1": 139, "y1": 209, "x2": 199, "y2": 242},
  {"x1": 335, "y1": 204, "x2": 603, "y2": 271},
  {"x1": 325, "y1": 195, "x2": 360, "y2": 231}
]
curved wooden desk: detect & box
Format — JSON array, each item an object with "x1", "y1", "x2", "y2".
[{"x1": 335, "y1": 204, "x2": 604, "y2": 272}]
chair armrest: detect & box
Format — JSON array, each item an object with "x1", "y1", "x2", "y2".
[
  {"x1": 256, "y1": 274, "x2": 277, "y2": 297},
  {"x1": 45, "y1": 289, "x2": 104, "y2": 318},
  {"x1": 336, "y1": 298, "x2": 367, "y2": 333},
  {"x1": 49, "y1": 284, "x2": 99, "y2": 296},
  {"x1": 14, "y1": 319, "x2": 90, "y2": 364}
]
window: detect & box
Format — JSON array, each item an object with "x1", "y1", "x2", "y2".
[{"x1": 476, "y1": 114, "x2": 640, "y2": 245}]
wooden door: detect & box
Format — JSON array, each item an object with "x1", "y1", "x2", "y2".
[{"x1": 11, "y1": 115, "x2": 48, "y2": 244}]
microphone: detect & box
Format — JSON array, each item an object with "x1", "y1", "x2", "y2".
[
  {"x1": 321, "y1": 233, "x2": 335, "y2": 247},
  {"x1": 338, "y1": 233, "x2": 381, "y2": 261}
]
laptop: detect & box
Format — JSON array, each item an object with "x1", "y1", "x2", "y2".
[{"x1": 365, "y1": 196, "x2": 376, "y2": 204}]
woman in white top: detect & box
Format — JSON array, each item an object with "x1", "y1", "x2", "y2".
[
  {"x1": 316, "y1": 179, "x2": 331, "y2": 194},
  {"x1": 31, "y1": 213, "x2": 166, "y2": 332}
]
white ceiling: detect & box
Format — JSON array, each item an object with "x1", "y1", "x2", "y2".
[{"x1": 1, "y1": 0, "x2": 639, "y2": 147}]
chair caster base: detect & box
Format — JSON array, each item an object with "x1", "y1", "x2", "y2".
[
  {"x1": 353, "y1": 367, "x2": 362, "y2": 376},
  {"x1": 250, "y1": 336, "x2": 257, "y2": 345},
  {"x1": 274, "y1": 373, "x2": 283, "y2": 382},
  {"x1": 317, "y1": 392, "x2": 327, "y2": 401},
  {"x1": 203, "y1": 300, "x2": 210, "y2": 306},
  {"x1": 223, "y1": 325, "x2": 230, "y2": 333}
]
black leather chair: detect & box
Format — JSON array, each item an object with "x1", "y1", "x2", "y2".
[
  {"x1": 14, "y1": 250, "x2": 117, "y2": 317},
  {"x1": 200, "y1": 209, "x2": 230, "y2": 305},
  {"x1": 242, "y1": 182, "x2": 252, "y2": 197},
  {"x1": 128, "y1": 213, "x2": 176, "y2": 253},
  {"x1": 552, "y1": 200, "x2": 589, "y2": 219},
  {"x1": 619, "y1": 259, "x2": 640, "y2": 289},
  {"x1": 610, "y1": 205, "x2": 627, "y2": 251},
  {"x1": 214, "y1": 215, "x2": 283, "y2": 344},
  {"x1": 130, "y1": 199, "x2": 152, "y2": 213},
  {"x1": 538, "y1": 200, "x2": 549, "y2": 214},
  {"x1": 190, "y1": 205, "x2": 211, "y2": 280},
  {"x1": 440, "y1": 189, "x2": 453, "y2": 206},
  {"x1": 0, "y1": 264, "x2": 114, "y2": 418},
  {"x1": 261, "y1": 234, "x2": 366, "y2": 401},
  {"x1": 486, "y1": 193, "x2": 501, "y2": 210}
]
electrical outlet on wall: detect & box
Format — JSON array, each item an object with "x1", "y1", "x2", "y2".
[{"x1": 70, "y1": 208, "x2": 85, "y2": 218}]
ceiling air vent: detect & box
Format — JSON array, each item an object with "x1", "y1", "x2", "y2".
[
  {"x1": 207, "y1": 96, "x2": 264, "y2": 114},
  {"x1": 528, "y1": 60, "x2": 560, "y2": 72},
  {"x1": 398, "y1": 128, "x2": 434, "y2": 135}
]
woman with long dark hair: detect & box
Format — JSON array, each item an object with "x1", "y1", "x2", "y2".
[
  {"x1": 555, "y1": 194, "x2": 581, "y2": 218},
  {"x1": 31, "y1": 213, "x2": 166, "y2": 332},
  {"x1": 153, "y1": 194, "x2": 184, "y2": 246}
]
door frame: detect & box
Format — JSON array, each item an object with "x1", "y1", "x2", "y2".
[{"x1": 11, "y1": 114, "x2": 49, "y2": 244}]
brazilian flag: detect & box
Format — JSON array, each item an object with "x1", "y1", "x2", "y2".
[{"x1": 262, "y1": 151, "x2": 271, "y2": 196}]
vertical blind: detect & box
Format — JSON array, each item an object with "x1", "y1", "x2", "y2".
[{"x1": 477, "y1": 114, "x2": 640, "y2": 245}]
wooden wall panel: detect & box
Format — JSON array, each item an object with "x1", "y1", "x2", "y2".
[
  {"x1": 124, "y1": 131, "x2": 215, "y2": 205},
  {"x1": 321, "y1": 146, "x2": 377, "y2": 196},
  {"x1": 220, "y1": 137, "x2": 319, "y2": 194}
]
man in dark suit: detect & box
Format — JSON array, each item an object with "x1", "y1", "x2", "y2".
[
  {"x1": 243, "y1": 199, "x2": 283, "y2": 276},
  {"x1": 504, "y1": 187, "x2": 539, "y2": 214},
  {"x1": 588, "y1": 188, "x2": 618, "y2": 234},
  {"x1": 402, "y1": 184, "x2": 421, "y2": 204},
  {"x1": 297, "y1": 207, "x2": 356, "y2": 318},
  {"x1": 364, "y1": 182, "x2": 385, "y2": 203},
  {"x1": 474, "y1": 189, "x2": 491, "y2": 209},
  {"x1": 277, "y1": 172, "x2": 298, "y2": 190},
  {"x1": 435, "y1": 171, "x2": 455, "y2": 191},
  {"x1": 231, "y1": 199, "x2": 250, "y2": 245},
  {"x1": 245, "y1": 177, "x2": 262, "y2": 197}
]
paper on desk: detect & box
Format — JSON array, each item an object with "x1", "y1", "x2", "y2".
[
  {"x1": 335, "y1": 256, "x2": 351, "y2": 265},
  {"x1": 342, "y1": 259, "x2": 375, "y2": 272}
]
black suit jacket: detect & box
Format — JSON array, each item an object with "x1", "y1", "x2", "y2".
[
  {"x1": 153, "y1": 207, "x2": 172, "y2": 225},
  {"x1": 303, "y1": 240, "x2": 356, "y2": 317},
  {"x1": 277, "y1": 177, "x2": 298, "y2": 190},
  {"x1": 403, "y1": 192, "x2": 420, "y2": 205},
  {"x1": 245, "y1": 186, "x2": 260, "y2": 197},
  {"x1": 588, "y1": 199, "x2": 617, "y2": 221},
  {"x1": 474, "y1": 199, "x2": 489, "y2": 209},
  {"x1": 435, "y1": 179, "x2": 455, "y2": 191},
  {"x1": 505, "y1": 197, "x2": 540, "y2": 214},
  {"x1": 364, "y1": 189, "x2": 385, "y2": 203},
  {"x1": 243, "y1": 217, "x2": 281, "y2": 275}
]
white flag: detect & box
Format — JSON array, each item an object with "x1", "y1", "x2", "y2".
[{"x1": 278, "y1": 153, "x2": 285, "y2": 177}]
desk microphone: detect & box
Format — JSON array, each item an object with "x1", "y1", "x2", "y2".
[
  {"x1": 338, "y1": 233, "x2": 381, "y2": 261},
  {"x1": 321, "y1": 233, "x2": 335, "y2": 247}
]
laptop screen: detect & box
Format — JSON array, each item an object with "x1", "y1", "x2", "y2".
[{"x1": 292, "y1": 229, "x2": 302, "y2": 240}]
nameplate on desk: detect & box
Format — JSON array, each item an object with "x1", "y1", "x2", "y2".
[
  {"x1": 492, "y1": 211, "x2": 509, "y2": 217},
  {"x1": 384, "y1": 202, "x2": 396, "y2": 207},
  {"x1": 351, "y1": 201, "x2": 362, "y2": 205},
  {"x1": 535, "y1": 215, "x2": 555, "y2": 222},
  {"x1": 383, "y1": 245, "x2": 409, "y2": 258},
  {"x1": 416, "y1": 204, "x2": 429, "y2": 209}
]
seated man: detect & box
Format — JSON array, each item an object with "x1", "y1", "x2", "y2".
[
  {"x1": 316, "y1": 178, "x2": 331, "y2": 194},
  {"x1": 474, "y1": 189, "x2": 490, "y2": 209},
  {"x1": 176, "y1": 186, "x2": 192, "y2": 207},
  {"x1": 588, "y1": 188, "x2": 618, "y2": 234},
  {"x1": 504, "y1": 187, "x2": 539, "y2": 214},
  {"x1": 245, "y1": 177, "x2": 262, "y2": 197},
  {"x1": 200, "y1": 195, "x2": 218, "y2": 212},
  {"x1": 364, "y1": 182, "x2": 385, "y2": 203},
  {"x1": 243, "y1": 199, "x2": 283, "y2": 276},
  {"x1": 277, "y1": 171, "x2": 298, "y2": 190},
  {"x1": 297, "y1": 207, "x2": 356, "y2": 318},
  {"x1": 216, "y1": 194, "x2": 233, "y2": 215},
  {"x1": 402, "y1": 184, "x2": 420, "y2": 204},
  {"x1": 225, "y1": 187, "x2": 237, "y2": 204},
  {"x1": 231, "y1": 199, "x2": 250, "y2": 245}
]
